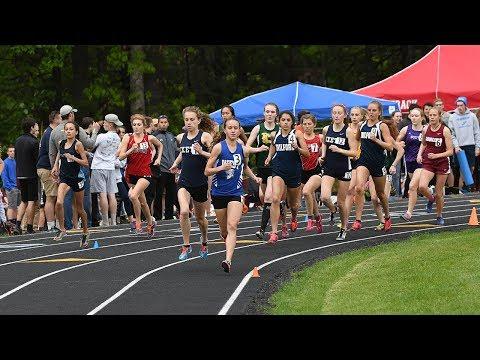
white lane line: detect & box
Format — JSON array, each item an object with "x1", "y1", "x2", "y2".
[
  {"x1": 87, "y1": 211, "x2": 471, "y2": 315},
  {"x1": 0, "y1": 205, "x2": 471, "y2": 269},
  {"x1": 0, "y1": 199, "x2": 472, "y2": 255},
  {"x1": 218, "y1": 222, "x2": 470, "y2": 315}
]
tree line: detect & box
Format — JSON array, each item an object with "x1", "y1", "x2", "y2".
[{"x1": 0, "y1": 45, "x2": 433, "y2": 145}]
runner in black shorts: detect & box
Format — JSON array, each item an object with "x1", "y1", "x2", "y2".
[
  {"x1": 319, "y1": 104, "x2": 358, "y2": 241},
  {"x1": 170, "y1": 106, "x2": 214, "y2": 261},
  {"x1": 51, "y1": 121, "x2": 90, "y2": 247},
  {"x1": 300, "y1": 114, "x2": 324, "y2": 233},
  {"x1": 265, "y1": 111, "x2": 309, "y2": 243},
  {"x1": 246, "y1": 102, "x2": 280, "y2": 240},
  {"x1": 351, "y1": 101, "x2": 395, "y2": 232}
]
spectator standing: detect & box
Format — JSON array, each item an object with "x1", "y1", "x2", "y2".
[
  {"x1": 448, "y1": 96, "x2": 480, "y2": 192},
  {"x1": 90, "y1": 114, "x2": 122, "y2": 226},
  {"x1": 152, "y1": 115, "x2": 179, "y2": 220},
  {"x1": 1, "y1": 146, "x2": 20, "y2": 230},
  {"x1": 14, "y1": 118, "x2": 40, "y2": 234},
  {"x1": 36, "y1": 110, "x2": 61, "y2": 232}
]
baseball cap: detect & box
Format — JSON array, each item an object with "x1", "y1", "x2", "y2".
[
  {"x1": 60, "y1": 105, "x2": 78, "y2": 116},
  {"x1": 104, "y1": 113, "x2": 123, "y2": 126},
  {"x1": 456, "y1": 96, "x2": 468, "y2": 106}
]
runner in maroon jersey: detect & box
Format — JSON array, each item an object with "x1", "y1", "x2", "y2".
[
  {"x1": 417, "y1": 107, "x2": 453, "y2": 225},
  {"x1": 300, "y1": 114, "x2": 324, "y2": 233},
  {"x1": 119, "y1": 114, "x2": 163, "y2": 237}
]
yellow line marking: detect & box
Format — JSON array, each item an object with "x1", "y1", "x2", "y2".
[
  {"x1": 210, "y1": 240, "x2": 263, "y2": 244},
  {"x1": 469, "y1": 200, "x2": 480, "y2": 204},
  {"x1": 67, "y1": 229, "x2": 105, "y2": 234},
  {"x1": 24, "y1": 258, "x2": 97, "y2": 263},
  {"x1": 393, "y1": 224, "x2": 438, "y2": 228}
]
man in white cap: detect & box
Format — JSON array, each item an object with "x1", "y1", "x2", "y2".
[
  {"x1": 48, "y1": 105, "x2": 100, "y2": 229},
  {"x1": 448, "y1": 96, "x2": 480, "y2": 192},
  {"x1": 90, "y1": 114, "x2": 123, "y2": 226}
]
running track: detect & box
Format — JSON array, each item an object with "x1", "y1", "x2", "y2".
[{"x1": 0, "y1": 193, "x2": 478, "y2": 314}]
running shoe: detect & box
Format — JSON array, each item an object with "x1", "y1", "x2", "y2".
[
  {"x1": 281, "y1": 225, "x2": 289, "y2": 239},
  {"x1": 426, "y1": 199, "x2": 435, "y2": 213},
  {"x1": 436, "y1": 216, "x2": 445, "y2": 225},
  {"x1": 290, "y1": 218, "x2": 298, "y2": 232},
  {"x1": 178, "y1": 245, "x2": 192, "y2": 261},
  {"x1": 53, "y1": 229, "x2": 67, "y2": 241},
  {"x1": 350, "y1": 220, "x2": 362, "y2": 231},
  {"x1": 255, "y1": 230, "x2": 265, "y2": 240},
  {"x1": 305, "y1": 219, "x2": 315, "y2": 232},
  {"x1": 134, "y1": 226, "x2": 143, "y2": 236},
  {"x1": 315, "y1": 214, "x2": 323, "y2": 233},
  {"x1": 199, "y1": 244, "x2": 208, "y2": 259},
  {"x1": 146, "y1": 223, "x2": 155, "y2": 238},
  {"x1": 384, "y1": 217, "x2": 392, "y2": 232},
  {"x1": 221, "y1": 260, "x2": 231, "y2": 273},
  {"x1": 13, "y1": 226, "x2": 22, "y2": 235},
  {"x1": 80, "y1": 232, "x2": 90, "y2": 248},
  {"x1": 375, "y1": 222, "x2": 385, "y2": 231},
  {"x1": 401, "y1": 211, "x2": 412, "y2": 221},
  {"x1": 336, "y1": 228, "x2": 347, "y2": 241},
  {"x1": 130, "y1": 221, "x2": 136, "y2": 233},
  {"x1": 268, "y1": 232, "x2": 278, "y2": 244}
]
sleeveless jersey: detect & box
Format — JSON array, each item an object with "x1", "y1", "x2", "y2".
[
  {"x1": 59, "y1": 139, "x2": 81, "y2": 179},
  {"x1": 271, "y1": 129, "x2": 302, "y2": 177},
  {"x1": 422, "y1": 124, "x2": 447, "y2": 165},
  {"x1": 211, "y1": 141, "x2": 244, "y2": 197},
  {"x1": 256, "y1": 122, "x2": 279, "y2": 169},
  {"x1": 404, "y1": 124, "x2": 422, "y2": 162},
  {"x1": 178, "y1": 130, "x2": 209, "y2": 187},
  {"x1": 125, "y1": 134, "x2": 152, "y2": 177},
  {"x1": 301, "y1": 134, "x2": 322, "y2": 171},
  {"x1": 359, "y1": 120, "x2": 386, "y2": 165},
  {"x1": 324, "y1": 124, "x2": 351, "y2": 171}
]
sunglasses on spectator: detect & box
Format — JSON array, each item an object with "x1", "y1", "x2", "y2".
[{"x1": 158, "y1": 115, "x2": 168, "y2": 119}]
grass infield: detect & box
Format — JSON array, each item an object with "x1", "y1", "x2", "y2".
[{"x1": 267, "y1": 228, "x2": 480, "y2": 315}]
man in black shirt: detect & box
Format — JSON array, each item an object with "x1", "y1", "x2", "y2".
[{"x1": 14, "y1": 118, "x2": 40, "y2": 234}]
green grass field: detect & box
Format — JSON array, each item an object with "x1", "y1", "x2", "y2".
[{"x1": 267, "y1": 228, "x2": 480, "y2": 314}]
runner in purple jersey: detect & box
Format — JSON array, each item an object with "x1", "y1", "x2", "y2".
[{"x1": 397, "y1": 108, "x2": 425, "y2": 221}]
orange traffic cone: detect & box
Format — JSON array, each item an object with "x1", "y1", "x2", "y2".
[
  {"x1": 469, "y1": 207, "x2": 479, "y2": 226},
  {"x1": 252, "y1": 267, "x2": 260, "y2": 278}
]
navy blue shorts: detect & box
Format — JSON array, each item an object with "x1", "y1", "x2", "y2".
[
  {"x1": 60, "y1": 176, "x2": 85, "y2": 193},
  {"x1": 405, "y1": 160, "x2": 422, "y2": 174},
  {"x1": 321, "y1": 165, "x2": 352, "y2": 182},
  {"x1": 301, "y1": 165, "x2": 322, "y2": 184},
  {"x1": 178, "y1": 183, "x2": 208, "y2": 203},
  {"x1": 272, "y1": 171, "x2": 301, "y2": 188},
  {"x1": 356, "y1": 158, "x2": 387, "y2": 178}
]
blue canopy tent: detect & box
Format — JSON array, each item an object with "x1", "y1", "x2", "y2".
[{"x1": 210, "y1": 81, "x2": 399, "y2": 127}]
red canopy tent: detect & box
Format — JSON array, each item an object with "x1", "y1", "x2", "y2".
[{"x1": 353, "y1": 45, "x2": 480, "y2": 112}]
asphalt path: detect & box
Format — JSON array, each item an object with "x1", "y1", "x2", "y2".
[{"x1": 0, "y1": 193, "x2": 478, "y2": 314}]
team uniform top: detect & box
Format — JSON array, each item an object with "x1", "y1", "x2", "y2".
[
  {"x1": 301, "y1": 134, "x2": 322, "y2": 171},
  {"x1": 323, "y1": 124, "x2": 351, "y2": 172},
  {"x1": 271, "y1": 129, "x2": 302, "y2": 181},
  {"x1": 59, "y1": 139, "x2": 82, "y2": 180},
  {"x1": 404, "y1": 124, "x2": 422, "y2": 163},
  {"x1": 211, "y1": 141, "x2": 245, "y2": 197},
  {"x1": 125, "y1": 134, "x2": 152, "y2": 179},
  {"x1": 358, "y1": 121, "x2": 385, "y2": 165},
  {"x1": 256, "y1": 122, "x2": 279, "y2": 169},
  {"x1": 178, "y1": 130, "x2": 209, "y2": 188},
  {"x1": 422, "y1": 124, "x2": 450, "y2": 175}
]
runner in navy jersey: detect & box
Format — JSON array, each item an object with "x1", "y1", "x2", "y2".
[
  {"x1": 205, "y1": 118, "x2": 265, "y2": 272},
  {"x1": 344, "y1": 106, "x2": 365, "y2": 226},
  {"x1": 118, "y1": 114, "x2": 163, "y2": 238},
  {"x1": 417, "y1": 107, "x2": 453, "y2": 225},
  {"x1": 318, "y1": 104, "x2": 358, "y2": 241},
  {"x1": 351, "y1": 100, "x2": 395, "y2": 232},
  {"x1": 51, "y1": 121, "x2": 90, "y2": 247},
  {"x1": 300, "y1": 114, "x2": 324, "y2": 233},
  {"x1": 264, "y1": 111, "x2": 309, "y2": 244},
  {"x1": 397, "y1": 108, "x2": 425, "y2": 221},
  {"x1": 246, "y1": 103, "x2": 280, "y2": 240},
  {"x1": 170, "y1": 106, "x2": 214, "y2": 261}
]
